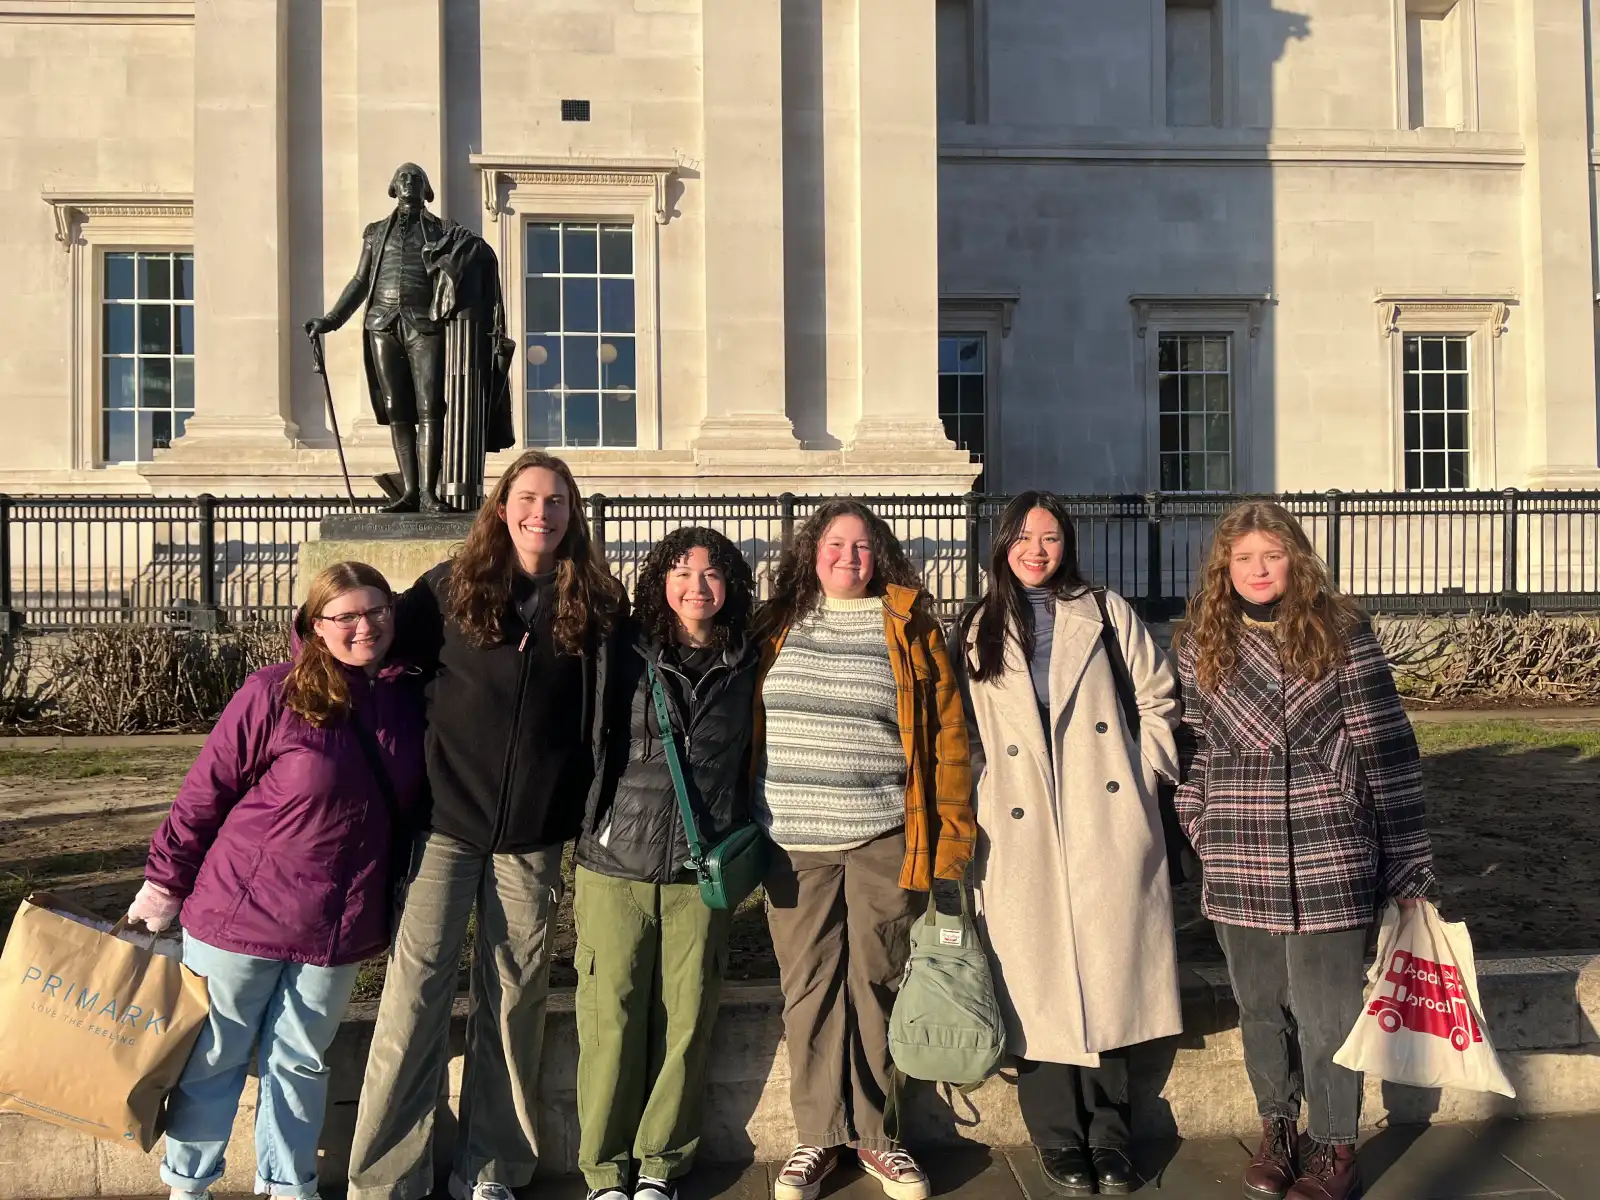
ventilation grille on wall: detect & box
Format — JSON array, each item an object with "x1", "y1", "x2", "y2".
[{"x1": 561, "y1": 99, "x2": 591, "y2": 122}]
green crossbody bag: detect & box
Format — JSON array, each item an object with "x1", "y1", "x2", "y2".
[{"x1": 648, "y1": 662, "x2": 771, "y2": 910}]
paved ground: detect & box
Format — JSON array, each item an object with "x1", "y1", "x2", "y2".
[{"x1": 151, "y1": 1116, "x2": 1600, "y2": 1200}]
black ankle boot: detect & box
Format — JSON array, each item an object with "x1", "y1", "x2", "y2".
[{"x1": 1037, "y1": 1143, "x2": 1095, "y2": 1196}]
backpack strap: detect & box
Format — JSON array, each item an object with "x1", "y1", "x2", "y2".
[
  {"x1": 648, "y1": 661, "x2": 707, "y2": 871},
  {"x1": 1092, "y1": 588, "x2": 1141, "y2": 738}
]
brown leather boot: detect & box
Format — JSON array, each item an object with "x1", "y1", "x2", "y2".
[
  {"x1": 1286, "y1": 1140, "x2": 1359, "y2": 1200},
  {"x1": 1243, "y1": 1116, "x2": 1299, "y2": 1199}
]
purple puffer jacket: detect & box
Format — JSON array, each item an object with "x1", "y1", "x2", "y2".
[{"x1": 144, "y1": 658, "x2": 426, "y2": 966}]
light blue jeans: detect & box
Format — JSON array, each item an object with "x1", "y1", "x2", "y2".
[{"x1": 161, "y1": 932, "x2": 361, "y2": 1198}]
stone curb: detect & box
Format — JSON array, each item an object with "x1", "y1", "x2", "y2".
[
  {"x1": 0, "y1": 735, "x2": 209, "y2": 751},
  {"x1": 4, "y1": 954, "x2": 1597, "y2": 1198}
]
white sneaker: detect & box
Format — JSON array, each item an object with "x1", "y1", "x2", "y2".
[
  {"x1": 774, "y1": 1145, "x2": 838, "y2": 1200},
  {"x1": 588, "y1": 1189, "x2": 630, "y2": 1200},
  {"x1": 169, "y1": 1191, "x2": 211, "y2": 1200},
  {"x1": 635, "y1": 1177, "x2": 678, "y2": 1200},
  {"x1": 448, "y1": 1180, "x2": 517, "y2": 1200}
]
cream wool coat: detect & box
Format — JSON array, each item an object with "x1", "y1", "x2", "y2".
[{"x1": 959, "y1": 588, "x2": 1184, "y2": 1065}]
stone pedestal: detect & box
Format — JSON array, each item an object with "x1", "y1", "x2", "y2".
[{"x1": 295, "y1": 513, "x2": 473, "y2": 601}]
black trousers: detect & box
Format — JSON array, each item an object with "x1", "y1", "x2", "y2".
[
  {"x1": 1213, "y1": 921, "x2": 1367, "y2": 1145},
  {"x1": 369, "y1": 314, "x2": 444, "y2": 423},
  {"x1": 1015, "y1": 1051, "x2": 1130, "y2": 1151}
]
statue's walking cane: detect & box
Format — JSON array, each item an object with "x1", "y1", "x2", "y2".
[{"x1": 308, "y1": 331, "x2": 358, "y2": 507}]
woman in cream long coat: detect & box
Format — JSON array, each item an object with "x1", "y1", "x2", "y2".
[{"x1": 956, "y1": 492, "x2": 1182, "y2": 1197}]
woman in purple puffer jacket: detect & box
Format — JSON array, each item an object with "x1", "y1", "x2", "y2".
[{"x1": 126, "y1": 561, "x2": 426, "y2": 1200}]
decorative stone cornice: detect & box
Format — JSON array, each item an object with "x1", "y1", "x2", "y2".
[
  {"x1": 1375, "y1": 294, "x2": 1516, "y2": 338},
  {"x1": 470, "y1": 155, "x2": 680, "y2": 225},
  {"x1": 1130, "y1": 293, "x2": 1273, "y2": 338},
  {"x1": 42, "y1": 191, "x2": 194, "y2": 250},
  {"x1": 940, "y1": 289, "x2": 1021, "y2": 336}
]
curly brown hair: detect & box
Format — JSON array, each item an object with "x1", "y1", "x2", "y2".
[
  {"x1": 285, "y1": 561, "x2": 394, "y2": 726},
  {"x1": 444, "y1": 450, "x2": 623, "y2": 652},
  {"x1": 754, "y1": 499, "x2": 922, "y2": 640},
  {"x1": 1175, "y1": 500, "x2": 1364, "y2": 693},
  {"x1": 633, "y1": 526, "x2": 755, "y2": 648}
]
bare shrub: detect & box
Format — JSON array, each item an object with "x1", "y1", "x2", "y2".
[
  {"x1": 17, "y1": 621, "x2": 290, "y2": 734},
  {"x1": 1375, "y1": 611, "x2": 1600, "y2": 704}
]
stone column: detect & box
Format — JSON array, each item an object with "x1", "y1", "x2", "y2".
[
  {"x1": 848, "y1": 0, "x2": 959, "y2": 457},
  {"x1": 181, "y1": 0, "x2": 298, "y2": 449},
  {"x1": 695, "y1": 0, "x2": 799, "y2": 450},
  {"x1": 1517, "y1": 0, "x2": 1599, "y2": 486}
]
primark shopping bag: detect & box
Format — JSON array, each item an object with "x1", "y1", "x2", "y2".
[
  {"x1": 0, "y1": 892, "x2": 209, "y2": 1149},
  {"x1": 1333, "y1": 899, "x2": 1515, "y2": 1097}
]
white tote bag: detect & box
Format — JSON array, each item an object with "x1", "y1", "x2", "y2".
[{"x1": 1333, "y1": 900, "x2": 1514, "y2": 1097}]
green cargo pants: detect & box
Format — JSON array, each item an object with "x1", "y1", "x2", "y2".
[{"x1": 574, "y1": 865, "x2": 732, "y2": 1190}]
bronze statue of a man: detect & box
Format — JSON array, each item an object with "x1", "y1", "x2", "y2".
[{"x1": 307, "y1": 162, "x2": 449, "y2": 512}]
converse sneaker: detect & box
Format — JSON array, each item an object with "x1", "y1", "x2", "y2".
[
  {"x1": 857, "y1": 1148, "x2": 931, "y2": 1200},
  {"x1": 635, "y1": 1177, "x2": 678, "y2": 1200},
  {"x1": 448, "y1": 1180, "x2": 516, "y2": 1200},
  {"x1": 774, "y1": 1144, "x2": 839, "y2": 1200}
]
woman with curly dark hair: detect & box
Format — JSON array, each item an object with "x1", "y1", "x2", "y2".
[
  {"x1": 754, "y1": 501, "x2": 974, "y2": 1200},
  {"x1": 348, "y1": 450, "x2": 625, "y2": 1200},
  {"x1": 573, "y1": 527, "x2": 761, "y2": 1200}
]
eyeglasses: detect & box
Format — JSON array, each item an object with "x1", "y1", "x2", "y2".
[{"x1": 314, "y1": 604, "x2": 393, "y2": 630}]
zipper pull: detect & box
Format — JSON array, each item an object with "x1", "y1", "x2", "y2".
[{"x1": 518, "y1": 632, "x2": 528, "y2": 652}]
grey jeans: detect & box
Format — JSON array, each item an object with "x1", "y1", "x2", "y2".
[
  {"x1": 346, "y1": 831, "x2": 564, "y2": 1200},
  {"x1": 1214, "y1": 921, "x2": 1368, "y2": 1145}
]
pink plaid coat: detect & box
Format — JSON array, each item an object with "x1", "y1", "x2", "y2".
[{"x1": 1174, "y1": 620, "x2": 1434, "y2": 934}]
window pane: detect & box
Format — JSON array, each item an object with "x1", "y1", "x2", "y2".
[
  {"x1": 601, "y1": 392, "x2": 637, "y2": 447},
  {"x1": 174, "y1": 359, "x2": 195, "y2": 409},
  {"x1": 527, "y1": 224, "x2": 561, "y2": 274},
  {"x1": 1202, "y1": 336, "x2": 1227, "y2": 372},
  {"x1": 564, "y1": 335, "x2": 599, "y2": 389},
  {"x1": 1159, "y1": 415, "x2": 1179, "y2": 453},
  {"x1": 941, "y1": 412, "x2": 960, "y2": 444},
  {"x1": 939, "y1": 374, "x2": 958, "y2": 417},
  {"x1": 957, "y1": 374, "x2": 983, "y2": 416},
  {"x1": 526, "y1": 390, "x2": 562, "y2": 445},
  {"x1": 600, "y1": 278, "x2": 634, "y2": 333},
  {"x1": 525, "y1": 277, "x2": 560, "y2": 331},
  {"x1": 1206, "y1": 414, "x2": 1230, "y2": 453},
  {"x1": 960, "y1": 417, "x2": 985, "y2": 457},
  {"x1": 1447, "y1": 451, "x2": 1468, "y2": 490},
  {"x1": 1421, "y1": 337, "x2": 1444, "y2": 370},
  {"x1": 1160, "y1": 455, "x2": 1180, "y2": 491},
  {"x1": 601, "y1": 337, "x2": 635, "y2": 390},
  {"x1": 599, "y1": 226, "x2": 632, "y2": 275},
  {"x1": 105, "y1": 410, "x2": 136, "y2": 462},
  {"x1": 1405, "y1": 453, "x2": 1421, "y2": 490},
  {"x1": 175, "y1": 255, "x2": 194, "y2": 300},
  {"x1": 1405, "y1": 411, "x2": 1421, "y2": 454},
  {"x1": 1205, "y1": 454, "x2": 1231, "y2": 491},
  {"x1": 103, "y1": 304, "x2": 135, "y2": 355},
  {"x1": 1446, "y1": 374, "x2": 1467, "y2": 411},
  {"x1": 958, "y1": 337, "x2": 984, "y2": 370},
  {"x1": 139, "y1": 304, "x2": 172, "y2": 354},
  {"x1": 1421, "y1": 373, "x2": 1444, "y2": 410},
  {"x1": 1159, "y1": 375, "x2": 1179, "y2": 413},
  {"x1": 564, "y1": 278, "x2": 598, "y2": 332},
  {"x1": 526, "y1": 335, "x2": 561, "y2": 391},
  {"x1": 1179, "y1": 374, "x2": 1202, "y2": 413},
  {"x1": 1205, "y1": 374, "x2": 1229, "y2": 413},
  {"x1": 1403, "y1": 336, "x2": 1420, "y2": 371},
  {"x1": 1422, "y1": 411, "x2": 1444, "y2": 449},
  {"x1": 176, "y1": 306, "x2": 195, "y2": 355},
  {"x1": 1182, "y1": 413, "x2": 1204, "y2": 453},
  {"x1": 565, "y1": 392, "x2": 600, "y2": 446},
  {"x1": 174, "y1": 410, "x2": 192, "y2": 439},
  {"x1": 1447, "y1": 412, "x2": 1468, "y2": 450},
  {"x1": 939, "y1": 337, "x2": 959, "y2": 375},
  {"x1": 1180, "y1": 336, "x2": 1204, "y2": 371},
  {"x1": 150, "y1": 410, "x2": 172, "y2": 451},
  {"x1": 104, "y1": 359, "x2": 136, "y2": 410},
  {"x1": 1445, "y1": 337, "x2": 1466, "y2": 371},
  {"x1": 1403, "y1": 373, "x2": 1420, "y2": 412},
  {"x1": 1423, "y1": 453, "x2": 1445, "y2": 490},
  {"x1": 563, "y1": 226, "x2": 598, "y2": 274},
  {"x1": 141, "y1": 359, "x2": 172, "y2": 408},
  {"x1": 139, "y1": 255, "x2": 171, "y2": 300},
  {"x1": 1158, "y1": 336, "x2": 1178, "y2": 373},
  {"x1": 106, "y1": 254, "x2": 136, "y2": 300}
]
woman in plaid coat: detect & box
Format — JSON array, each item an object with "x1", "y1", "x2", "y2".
[{"x1": 1174, "y1": 502, "x2": 1434, "y2": 1200}]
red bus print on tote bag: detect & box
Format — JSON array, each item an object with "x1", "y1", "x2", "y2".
[{"x1": 1366, "y1": 948, "x2": 1482, "y2": 1052}]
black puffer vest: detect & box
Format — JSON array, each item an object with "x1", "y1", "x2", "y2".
[{"x1": 578, "y1": 622, "x2": 759, "y2": 884}]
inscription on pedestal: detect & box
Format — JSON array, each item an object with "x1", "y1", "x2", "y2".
[{"x1": 319, "y1": 513, "x2": 477, "y2": 541}]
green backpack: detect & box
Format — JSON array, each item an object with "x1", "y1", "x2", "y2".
[{"x1": 888, "y1": 879, "x2": 1006, "y2": 1088}]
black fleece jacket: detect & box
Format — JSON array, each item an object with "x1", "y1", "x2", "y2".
[{"x1": 395, "y1": 561, "x2": 605, "y2": 854}]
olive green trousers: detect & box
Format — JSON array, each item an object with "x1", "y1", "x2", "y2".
[{"x1": 574, "y1": 865, "x2": 731, "y2": 1189}]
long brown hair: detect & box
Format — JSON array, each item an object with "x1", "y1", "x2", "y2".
[
  {"x1": 444, "y1": 449, "x2": 622, "y2": 651},
  {"x1": 1176, "y1": 500, "x2": 1363, "y2": 693},
  {"x1": 754, "y1": 499, "x2": 922, "y2": 640},
  {"x1": 284, "y1": 561, "x2": 395, "y2": 726}
]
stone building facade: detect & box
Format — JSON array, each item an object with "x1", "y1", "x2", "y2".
[{"x1": 2, "y1": 0, "x2": 1598, "y2": 499}]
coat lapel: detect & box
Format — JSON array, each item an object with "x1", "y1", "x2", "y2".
[
  {"x1": 964, "y1": 615, "x2": 1049, "y2": 766},
  {"x1": 1045, "y1": 592, "x2": 1106, "y2": 741}
]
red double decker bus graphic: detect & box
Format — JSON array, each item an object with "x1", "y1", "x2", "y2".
[{"x1": 1367, "y1": 948, "x2": 1483, "y2": 1052}]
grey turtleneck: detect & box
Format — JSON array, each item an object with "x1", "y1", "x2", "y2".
[{"x1": 1023, "y1": 586, "x2": 1055, "y2": 725}]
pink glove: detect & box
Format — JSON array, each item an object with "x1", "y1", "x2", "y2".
[{"x1": 126, "y1": 880, "x2": 182, "y2": 933}]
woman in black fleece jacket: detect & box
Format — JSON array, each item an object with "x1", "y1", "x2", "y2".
[{"x1": 346, "y1": 450, "x2": 624, "y2": 1200}]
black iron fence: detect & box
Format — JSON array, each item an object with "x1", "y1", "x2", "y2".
[{"x1": 2, "y1": 489, "x2": 1598, "y2": 631}]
